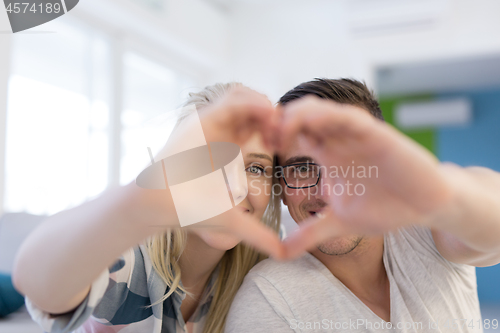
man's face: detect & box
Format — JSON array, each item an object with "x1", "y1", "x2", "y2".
[{"x1": 279, "y1": 135, "x2": 363, "y2": 256}]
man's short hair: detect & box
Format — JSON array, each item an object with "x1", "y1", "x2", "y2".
[{"x1": 278, "y1": 78, "x2": 385, "y2": 121}]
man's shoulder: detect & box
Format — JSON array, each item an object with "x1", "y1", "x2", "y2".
[
  {"x1": 228, "y1": 255, "x2": 319, "y2": 332},
  {"x1": 231, "y1": 253, "x2": 331, "y2": 318},
  {"x1": 246, "y1": 253, "x2": 325, "y2": 287}
]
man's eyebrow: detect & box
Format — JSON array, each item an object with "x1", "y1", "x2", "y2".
[
  {"x1": 247, "y1": 153, "x2": 273, "y2": 162},
  {"x1": 283, "y1": 156, "x2": 314, "y2": 165}
]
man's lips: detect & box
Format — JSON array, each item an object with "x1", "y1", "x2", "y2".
[{"x1": 308, "y1": 209, "x2": 325, "y2": 218}]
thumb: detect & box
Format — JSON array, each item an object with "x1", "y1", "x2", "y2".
[
  {"x1": 282, "y1": 208, "x2": 348, "y2": 259},
  {"x1": 203, "y1": 208, "x2": 285, "y2": 259}
]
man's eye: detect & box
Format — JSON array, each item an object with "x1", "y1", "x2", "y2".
[
  {"x1": 293, "y1": 166, "x2": 309, "y2": 173},
  {"x1": 246, "y1": 165, "x2": 264, "y2": 175}
]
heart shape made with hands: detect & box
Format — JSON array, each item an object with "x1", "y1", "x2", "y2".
[{"x1": 137, "y1": 90, "x2": 454, "y2": 260}]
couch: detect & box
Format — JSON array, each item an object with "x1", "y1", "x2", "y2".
[{"x1": 0, "y1": 213, "x2": 46, "y2": 333}]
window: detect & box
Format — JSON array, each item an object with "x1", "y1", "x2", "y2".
[
  {"x1": 4, "y1": 17, "x2": 197, "y2": 215},
  {"x1": 120, "y1": 52, "x2": 195, "y2": 185},
  {"x1": 5, "y1": 19, "x2": 111, "y2": 215}
]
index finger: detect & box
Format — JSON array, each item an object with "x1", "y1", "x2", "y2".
[
  {"x1": 278, "y1": 96, "x2": 376, "y2": 153},
  {"x1": 198, "y1": 207, "x2": 285, "y2": 259},
  {"x1": 229, "y1": 212, "x2": 285, "y2": 260},
  {"x1": 220, "y1": 88, "x2": 279, "y2": 150}
]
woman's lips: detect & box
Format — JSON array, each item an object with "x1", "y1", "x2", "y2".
[{"x1": 237, "y1": 206, "x2": 250, "y2": 214}]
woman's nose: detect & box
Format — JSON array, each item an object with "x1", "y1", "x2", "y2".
[
  {"x1": 224, "y1": 157, "x2": 248, "y2": 206},
  {"x1": 208, "y1": 141, "x2": 248, "y2": 207}
]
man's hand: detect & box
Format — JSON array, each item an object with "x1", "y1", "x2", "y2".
[{"x1": 278, "y1": 96, "x2": 455, "y2": 259}]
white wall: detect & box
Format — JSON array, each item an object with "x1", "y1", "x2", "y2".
[
  {"x1": 0, "y1": 35, "x2": 11, "y2": 215},
  {"x1": 73, "y1": 0, "x2": 231, "y2": 84},
  {"x1": 218, "y1": 1, "x2": 351, "y2": 101},
  {"x1": 218, "y1": 0, "x2": 500, "y2": 101}
]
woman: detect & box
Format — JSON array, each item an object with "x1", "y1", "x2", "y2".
[{"x1": 13, "y1": 83, "x2": 282, "y2": 333}]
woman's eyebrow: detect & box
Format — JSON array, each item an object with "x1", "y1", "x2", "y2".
[{"x1": 247, "y1": 153, "x2": 273, "y2": 162}]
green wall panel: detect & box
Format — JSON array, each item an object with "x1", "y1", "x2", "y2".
[{"x1": 379, "y1": 95, "x2": 437, "y2": 155}]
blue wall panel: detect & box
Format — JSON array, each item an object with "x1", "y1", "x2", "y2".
[{"x1": 437, "y1": 88, "x2": 500, "y2": 303}]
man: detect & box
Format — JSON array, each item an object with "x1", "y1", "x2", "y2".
[{"x1": 225, "y1": 78, "x2": 500, "y2": 332}]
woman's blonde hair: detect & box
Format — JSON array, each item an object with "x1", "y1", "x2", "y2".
[{"x1": 145, "y1": 82, "x2": 281, "y2": 333}]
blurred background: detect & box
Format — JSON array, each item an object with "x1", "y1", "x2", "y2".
[{"x1": 0, "y1": 0, "x2": 499, "y2": 330}]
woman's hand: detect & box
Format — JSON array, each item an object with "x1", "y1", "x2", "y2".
[
  {"x1": 196, "y1": 88, "x2": 283, "y2": 257},
  {"x1": 143, "y1": 87, "x2": 284, "y2": 258},
  {"x1": 199, "y1": 86, "x2": 280, "y2": 149}
]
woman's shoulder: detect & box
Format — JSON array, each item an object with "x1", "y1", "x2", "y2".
[
  {"x1": 91, "y1": 244, "x2": 169, "y2": 323},
  {"x1": 102, "y1": 244, "x2": 159, "y2": 296}
]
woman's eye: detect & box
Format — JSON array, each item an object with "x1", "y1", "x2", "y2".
[{"x1": 246, "y1": 165, "x2": 264, "y2": 175}]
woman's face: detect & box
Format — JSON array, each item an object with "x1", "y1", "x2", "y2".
[{"x1": 190, "y1": 133, "x2": 274, "y2": 251}]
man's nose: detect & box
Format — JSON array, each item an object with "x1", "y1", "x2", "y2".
[{"x1": 313, "y1": 174, "x2": 333, "y2": 200}]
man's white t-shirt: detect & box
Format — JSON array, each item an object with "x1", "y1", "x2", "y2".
[{"x1": 226, "y1": 226, "x2": 482, "y2": 333}]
